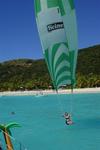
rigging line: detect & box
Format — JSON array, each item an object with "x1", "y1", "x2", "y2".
[
  {"x1": 70, "y1": 93, "x2": 73, "y2": 115},
  {"x1": 70, "y1": 85, "x2": 74, "y2": 115},
  {"x1": 56, "y1": 90, "x2": 64, "y2": 115},
  {"x1": 0, "y1": 130, "x2": 27, "y2": 150}
]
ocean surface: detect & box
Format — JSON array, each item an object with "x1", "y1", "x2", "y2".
[{"x1": 0, "y1": 93, "x2": 100, "y2": 150}]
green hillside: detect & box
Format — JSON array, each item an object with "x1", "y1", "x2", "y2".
[
  {"x1": 76, "y1": 45, "x2": 100, "y2": 88},
  {"x1": 0, "y1": 45, "x2": 100, "y2": 91},
  {"x1": 77, "y1": 45, "x2": 100, "y2": 75}
]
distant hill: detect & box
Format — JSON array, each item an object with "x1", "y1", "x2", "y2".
[
  {"x1": 0, "y1": 45, "x2": 100, "y2": 91},
  {"x1": 77, "y1": 45, "x2": 100, "y2": 75}
]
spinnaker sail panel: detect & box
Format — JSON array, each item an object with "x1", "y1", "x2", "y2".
[
  {"x1": 62, "y1": 0, "x2": 78, "y2": 84},
  {"x1": 34, "y1": 0, "x2": 78, "y2": 90}
]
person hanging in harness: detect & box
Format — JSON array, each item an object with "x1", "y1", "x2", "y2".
[{"x1": 63, "y1": 112, "x2": 73, "y2": 125}]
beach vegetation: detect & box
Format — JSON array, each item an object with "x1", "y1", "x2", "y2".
[{"x1": 0, "y1": 45, "x2": 100, "y2": 91}]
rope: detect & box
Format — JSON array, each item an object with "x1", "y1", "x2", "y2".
[
  {"x1": 57, "y1": 94, "x2": 64, "y2": 115},
  {"x1": 70, "y1": 92, "x2": 73, "y2": 115},
  {"x1": 56, "y1": 89, "x2": 74, "y2": 117},
  {"x1": 56, "y1": 90, "x2": 65, "y2": 117},
  {"x1": 69, "y1": 88, "x2": 74, "y2": 120}
]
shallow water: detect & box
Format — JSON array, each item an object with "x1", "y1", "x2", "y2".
[{"x1": 0, "y1": 93, "x2": 100, "y2": 150}]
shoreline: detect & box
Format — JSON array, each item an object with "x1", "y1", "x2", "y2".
[{"x1": 0, "y1": 87, "x2": 100, "y2": 96}]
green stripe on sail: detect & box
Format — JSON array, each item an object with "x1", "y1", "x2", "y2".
[
  {"x1": 55, "y1": 66, "x2": 70, "y2": 80},
  {"x1": 44, "y1": 49, "x2": 52, "y2": 78},
  {"x1": 63, "y1": 42, "x2": 69, "y2": 49},
  {"x1": 51, "y1": 43, "x2": 61, "y2": 68},
  {"x1": 47, "y1": 0, "x2": 58, "y2": 7},
  {"x1": 69, "y1": 51, "x2": 75, "y2": 76},
  {"x1": 51, "y1": 43, "x2": 61, "y2": 88},
  {"x1": 58, "y1": 0, "x2": 66, "y2": 16},
  {"x1": 68, "y1": 50, "x2": 76, "y2": 86},
  {"x1": 57, "y1": 75, "x2": 71, "y2": 86},
  {"x1": 45, "y1": 49, "x2": 57, "y2": 89},
  {"x1": 68, "y1": 0, "x2": 75, "y2": 10},
  {"x1": 69, "y1": 50, "x2": 75, "y2": 82},
  {"x1": 55, "y1": 53, "x2": 69, "y2": 71},
  {"x1": 34, "y1": 0, "x2": 41, "y2": 17},
  {"x1": 47, "y1": 0, "x2": 65, "y2": 16},
  {"x1": 50, "y1": 43, "x2": 70, "y2": 90}
]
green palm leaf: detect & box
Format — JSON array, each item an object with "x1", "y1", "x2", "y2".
[
  {"x1": 7, "y1": 129, "x2": 12, "y2": 136},
  {"x1": 6, "y1": 122, "x2": 21, "y2": 130},
  {"x1": 0, "y1": 124, "x2": 5, "y2": 131}
]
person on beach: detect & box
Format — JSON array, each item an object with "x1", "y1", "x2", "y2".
[{"x1": 63, "y1": 112, "x2": 73, "y2": 125}]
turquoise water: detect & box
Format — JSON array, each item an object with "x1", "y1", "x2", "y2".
[{"x1": 0, "y1": 93, "x2": 100, "y2": 150}]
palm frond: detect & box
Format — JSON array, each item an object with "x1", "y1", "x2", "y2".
[
  {"x1": 6, "y1": 122, "x2": 21, "y2": 130},
  {"x1": 7, "y1": 129, "x2": 12, "y2": 136},
  {"x1": 0, "y1": 124, "x2": 5, "y2": 131}
]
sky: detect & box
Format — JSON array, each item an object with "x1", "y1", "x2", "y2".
[{"x1": 0, "y1": 0, "x2": 100, "y2": 62}]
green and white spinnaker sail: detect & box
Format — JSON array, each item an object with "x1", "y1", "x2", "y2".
[{"x1": 34, "y1": 0, "x2": 78, "y2": 90}]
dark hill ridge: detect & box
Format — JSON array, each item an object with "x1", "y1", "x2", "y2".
[
  {"x1": 77, "y1": 45, "x2": 100, "y2": 75},
  {"x1": 0, "y1": 45, "x2": 100, "y2": 91}
]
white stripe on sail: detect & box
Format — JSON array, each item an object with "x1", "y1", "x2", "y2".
[
  {"x1": 62, "y1": 0, "x2": 78, "y2": 82},
  {"x1": 53, "y1": 43, "x2": 69, "y2": 69},
  {"x1": 55, "y1": 60, "x2": 70, "y2": 77},
  {"x1": 40, "y1": 0, "x2": 48, "y2": 11},
  {"x1": 56, "y1": 71, "x2": 71, "y2": 82},
  {"x1": 48, "y1": 46, "x2": 54, "y2": 80}
]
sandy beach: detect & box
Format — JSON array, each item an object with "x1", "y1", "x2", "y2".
[{"x1": 0, "y1": 87, "x2": 100, "y2": 96}]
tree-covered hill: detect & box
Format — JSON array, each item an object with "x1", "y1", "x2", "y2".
[
  {"x1": 77, "y1": 45, "x2": 100, "y2": 75},
  {"x1": 0, "y1": 45, "x2": 100, "y2": 91}
]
